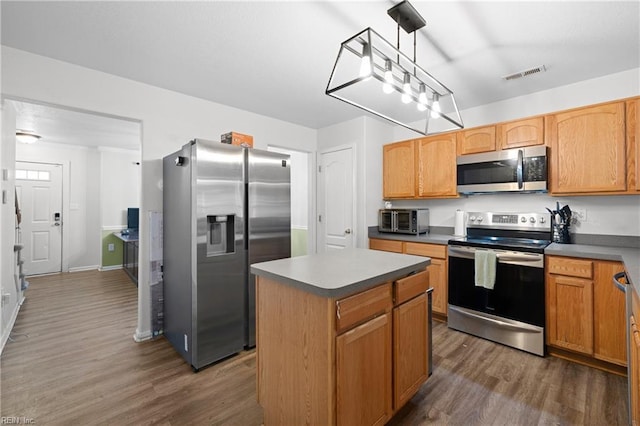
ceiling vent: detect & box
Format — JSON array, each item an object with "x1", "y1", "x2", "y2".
[{"x1": 502, "y1": 65, "x2": 547, "y2": 81}]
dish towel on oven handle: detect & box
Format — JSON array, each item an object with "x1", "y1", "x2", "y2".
[{"x1": 475, "y1": 250, "x2": 497, "y2": 290}]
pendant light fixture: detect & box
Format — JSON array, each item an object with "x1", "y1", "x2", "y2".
[{"x1": 326, "y1": 0, "x2": 463, "y2": 135}]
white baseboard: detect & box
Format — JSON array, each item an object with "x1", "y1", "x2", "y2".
[
  {"x1": 99, "y1": 265, "x2": 123, "y2": 272},
  {"x1": 133, "y1": 328, "x2": 152, "y2": 342},
  {"x1": 68, "y1": 265, "x2": 99, "y2": 273},
  {"x1": 0, "y1": 295, "x2": 25, "y2": 355}
]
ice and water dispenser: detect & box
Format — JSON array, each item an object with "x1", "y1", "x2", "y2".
[{"x1": 207, "y1": 214, "x2": 235, "y2": 256}]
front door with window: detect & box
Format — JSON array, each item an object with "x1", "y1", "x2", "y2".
[{"x1": 15, "y1": 162, "x2": 63, "y2": 275}]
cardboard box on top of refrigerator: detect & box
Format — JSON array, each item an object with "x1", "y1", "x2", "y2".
[{"x1": 221, "y1": 132, "x2": 253, "y2": 148}]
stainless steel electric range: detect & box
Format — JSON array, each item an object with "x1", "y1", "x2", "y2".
[{"x1": 447, "y1": 211, "x2": 551, "y2": 356}]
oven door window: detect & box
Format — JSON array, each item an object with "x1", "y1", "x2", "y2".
[
  {"x1": 379, "y1": 212, "x2": 393, "y2": 230},
  {"x1": 396, "y1": 211, "x2": 412, "y2": 231},
  {"x1": 457, "y1": 158, "x2": 518, "y2": 185},
  {"x1": 448, "y1": 254, "x2": 544, "y2": 327}
]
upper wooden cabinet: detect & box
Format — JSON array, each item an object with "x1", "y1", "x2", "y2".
[
  {"x1": 383, "y1": 134, "x2": 458, "y2": 199},
  {"x1": 457, "y1": 125, "x2": 496, "y2": 155},
  {"x1": 416, "y1": 133, "x2": 458, "y2": 198},
  {"x1": 383, "y1": 140, "x2": 416, "y2": 198},
  {"x1": 497, "y1": 117, "x2": 545, "y2": 150},
  {"x1": 627, "y1": 98, "x2": 640, "y2": 192},
  {"x1": 547, "y1": 102, "x2": 627, "y2": 194}
]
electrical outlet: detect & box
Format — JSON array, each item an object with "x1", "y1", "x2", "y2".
[
  {"x1": 572, "y1": 209, "x2": 587, "y2": 223},
  {"x1": 1, "y1": 292, "x2": 11, "y2": 307},
  {"x1": 108, "y1": 243, "x2": 115, "y2": 252}
]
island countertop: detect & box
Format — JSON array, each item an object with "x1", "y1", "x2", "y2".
[{"x1": 250, "y1": 248, "x2": 430, "y2": 298}]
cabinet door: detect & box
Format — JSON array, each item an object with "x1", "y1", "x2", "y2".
[
  {"x1": 497, "y1": 117, "x2": 544, "y2": 150},
  {"x1": 627, "y1": 98, "x2": 640, "y2": 192},
  {"x1": 427, "y1": 258, "x2": 447, "y2": 316},
  {"x1": 631, "y1": 315, "x2": 640, "y2": 426},
  {"x1": 336, "y1": 313, "x2": 392, "y2": 426},
  {"x1": 393, "y1": 294, "x2": 429, "y2": 409},
  {"x1": 416, "y1": 134, "x2": 458, "y2": 197},
  {"x1": 369, "y1": 238, "x2": 403, "y2": 253},
  {"x1": 547, "y1": 102, "x2": 626, "y2": 193},
  {"x1": 457, "y1": 126, "x2": 496, "y2": 155},
  {"x1": 383, "y1": 141, "x2": 416, "y2": 198},
  {"x1": 404, "y1": 243, "x2": 448, "y2": 316},
  {"x1": 546, "y1": 274, "x2": 594, "y2": 355},
  {"x1": 593, "y1": 261, "x2": 627, "y2": 366}
]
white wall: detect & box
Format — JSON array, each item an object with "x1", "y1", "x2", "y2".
[
  {"x1": 1, "y1": 47, "x2": 317, "y2": 341},
  {"x1": 1, "y1": 101, "x2": 19, "y2": 351},
  {"x1": 16, "y1": 142, "x2": 102, "y2": 270},
  {"x1": 100, "y1": 148, "x2": 141, "y2": 228}
]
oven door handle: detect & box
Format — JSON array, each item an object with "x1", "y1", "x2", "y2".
[{"x1": 448, "y1": 246, "x2": 543, "y2": 264}]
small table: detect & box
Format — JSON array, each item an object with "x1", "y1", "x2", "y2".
[{"x1": 114, "y1": 231, "x2": 139, "y2": 285}]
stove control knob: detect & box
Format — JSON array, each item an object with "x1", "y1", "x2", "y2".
[
  {"x1": 477, "y1": 217, "x2": 483, "y2": 222},
  {"x1": 469, "y1": 216, "x2": 476, "y2": 221},
  {"x1": 540, "y1": 217, "x2": 546, "y2": 224},
  {"x1": 529, "y1": 217, "x2": 536, "y2": 223},
  {"x1": 520, "y1": 217, "x2": 527, "y2": 223}
]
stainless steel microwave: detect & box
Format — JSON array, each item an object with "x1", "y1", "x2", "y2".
[
  {"x1": 456, "y1": 146, "x2": 548, "y2": 194},
  {"x1": 378, "y1": 209, "x2": 429, "y2": 235}
]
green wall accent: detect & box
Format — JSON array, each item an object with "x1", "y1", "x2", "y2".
[
  {"x1": 291, "y1": 228, "x2": 308, "y2": 257},
  {"x1": 102, "y1": 230, "x2": 124, "y2": 267}
]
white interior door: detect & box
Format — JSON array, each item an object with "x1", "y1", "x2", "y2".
[
  {"x1": 317, "y1": 146, "x2": 354, "y2": 252},
  {"x1": 15, "y1": 162, "x2": 63, "y2": 275}
]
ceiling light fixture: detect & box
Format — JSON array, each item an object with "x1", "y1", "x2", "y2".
[
  {"x1": 326, "y1": 0, "x2": 463, "y2": 135},
  {"x1": 16, "y1": 130, "x2": 41, "y2": 144}
]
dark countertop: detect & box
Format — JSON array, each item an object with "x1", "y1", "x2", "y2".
[
  {"x1": 113, "y1": 231, "x2": 139, "y2": 242},
  {"x1": 368, "y1": 228, "x2": 453, "y2": 245},
  {"x1": 368, "y1": 228, "x2": 639, "y2": 295},
  {"x1": 250, "y1": 248, "x2": 430, "y2": 299}
]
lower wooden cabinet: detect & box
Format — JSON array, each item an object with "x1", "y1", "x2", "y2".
[
  {"x1": 631, "y1": 289, "x2": 640, "y2": 426},
  {"x1": 370, "y1": 238, "x2": 448, "y2": 318},
  {"x1": 337, "y1": 313, "x2": 392, "y2": 426},
  {"x1": 546, "y1": 273, "x2": 594, "y2": 354},
  {"x1": 546, "y1": 255, "x2": 627, "y2": 370},
  {"x1": 257, "y1": 268, "x2": 431, "y2": 426},
  {"x1": 393, "y1": 293, "x2": 429, "y2": 408}
]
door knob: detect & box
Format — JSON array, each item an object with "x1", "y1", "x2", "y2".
[{"x1": 345, "y1": 229, "x2": 351, "y2": 234}]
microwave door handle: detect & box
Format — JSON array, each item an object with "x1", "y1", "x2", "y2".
[{"x1": 516, "y1": 149, "x2": 524, "y2": 189}]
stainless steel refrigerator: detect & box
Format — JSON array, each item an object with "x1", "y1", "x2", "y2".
[{"x1": 163, "y1": 139, "x2": 290, "y2": 370}]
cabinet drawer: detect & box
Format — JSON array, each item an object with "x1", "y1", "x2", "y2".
[
  {"x1": 404, "y1": 242, "x2": 446, "y2": 259},
  {"x1": 369, "y1": 239, "x2": 404, "y2": 253},
  {"x1": 395, "y1": 270, "x2": 429, "y2": 306},
  {"x1": 336, "y1": 283, "x2": 392, "y2": 333},
  {"x1": 547, "y1": 256, "x2": 593, "y2": 278}
]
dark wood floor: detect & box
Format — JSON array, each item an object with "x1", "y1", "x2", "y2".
[{"x1": 1, "y1": 270, "x2": 628, "y2": 425}]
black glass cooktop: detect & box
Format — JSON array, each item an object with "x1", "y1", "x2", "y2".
[{"x1": 448, "y1": 236, "x2": 551, "y2": 253}]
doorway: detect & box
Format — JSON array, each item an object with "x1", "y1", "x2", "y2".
[
  {"x1": 10, "y1": 99, "x2": 141, "y2": 275},
  {"x1": 15, "y1": 161, "x2": 63, "y2": 275},
  {"x1": 267, "y1": 146, "x2": 313, "y2": 256},
  {"x1": 317, "y1": 145, "x2": 355, "y2": 252}
]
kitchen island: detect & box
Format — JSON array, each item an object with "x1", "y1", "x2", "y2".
[{"x1": 251, "y1": 248, "x2": 432, "y2": 426}]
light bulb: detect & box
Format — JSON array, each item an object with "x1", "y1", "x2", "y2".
[
  {"x1": 402, "y1": 73, "x2": 412, "y2": 104},
  {"x1": 431, "y1": 94, "x2": 441, "y2": 118},
  {"x1": 418, "y1": 84, "x2": 428, "y2": 111},
  {"x1": 359, "y1": 43, "x2": 372, "y2": 78},
  {"x1": 382, "y1": 60, "x2": 394, "y2": 94}
]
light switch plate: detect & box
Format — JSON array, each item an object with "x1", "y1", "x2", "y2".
[{"x1": 2, "y1": 169, "x2": 8, "y2": 181}]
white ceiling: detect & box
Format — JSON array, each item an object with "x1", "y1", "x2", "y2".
[
  {"x1": 10, "y1": 100, "x2": 141, "y2": 150},
  {"x1": 2, "y1": 1, "x2": 639, "y2": 142}
]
